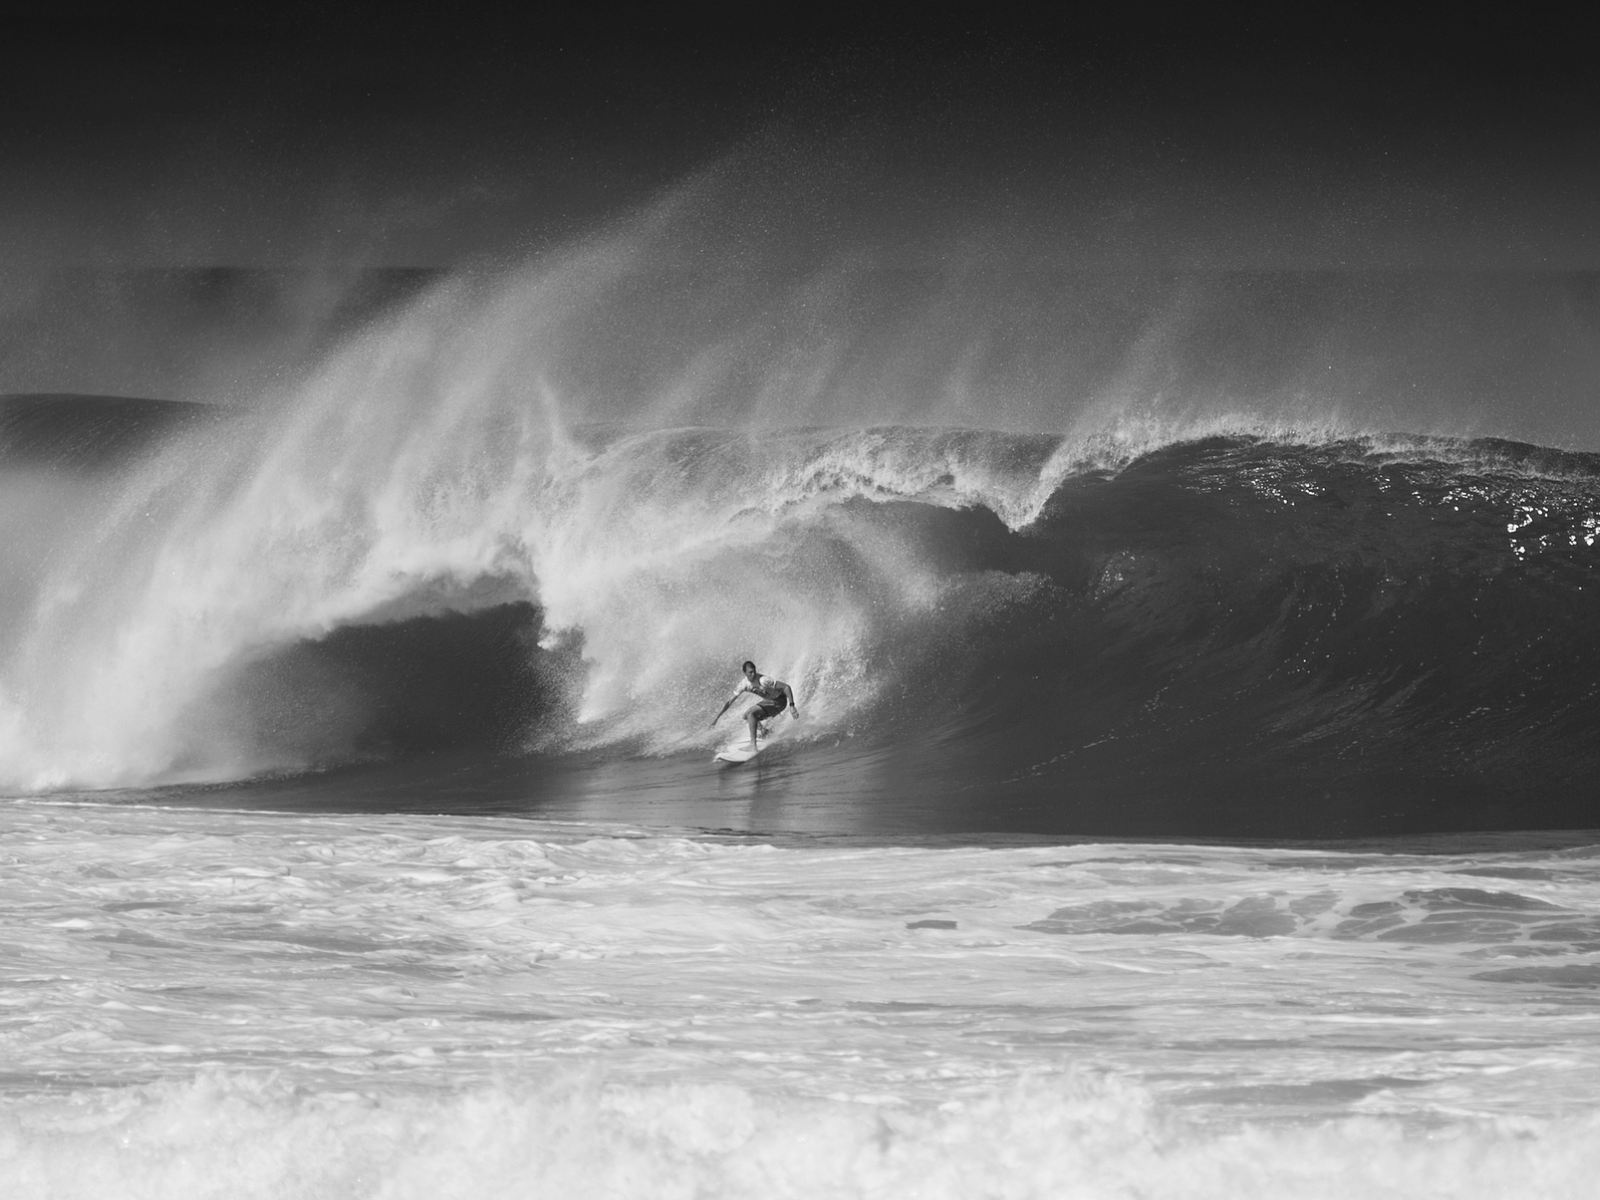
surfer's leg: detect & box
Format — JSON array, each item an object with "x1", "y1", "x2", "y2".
[
  {"x1": 762, "y1": 697, "x2": 785, "y2": 741},
  {"x1": 747, "y1": 701, "x2": 781, "y2": 749}
]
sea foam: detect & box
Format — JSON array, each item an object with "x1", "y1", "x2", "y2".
[{"x1": 7, "y1": 1069, "x2": 1600, "y2": 1200}]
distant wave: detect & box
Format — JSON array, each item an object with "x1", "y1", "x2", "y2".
[{"x1": 0, "y1": 392, "x2": 216, "y2": 470}]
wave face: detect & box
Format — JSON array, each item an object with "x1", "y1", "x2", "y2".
[{"x1": 921, "y1": 433, "x2": 1600, "y2": 834}]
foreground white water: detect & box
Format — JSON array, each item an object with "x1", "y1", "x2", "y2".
[{"x1": 4, "y1": 801, "x2": 1600, "y2": 1198}]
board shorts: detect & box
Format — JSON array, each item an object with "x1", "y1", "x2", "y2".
[{"x1": 751, "y1": 694, "x2": 788, "y2": 721}]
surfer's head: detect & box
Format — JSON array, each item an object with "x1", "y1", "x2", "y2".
[{"x1": 742, "y1": 660, "x2": 758, "y2": 680}]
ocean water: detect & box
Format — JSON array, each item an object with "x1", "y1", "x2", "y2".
[
  {"x1": 4, "y1": 210, "x2": 1600, "y2": 1196},
  {"x1": 7, "y1": 802, "x2": 1600, "y2": 1199}
]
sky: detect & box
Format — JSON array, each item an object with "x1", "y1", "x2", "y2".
[
  {"x1": 3, "y1": 6, "x2": 1598, "y2": 443},
  {"x1": 4, "y1": 5, "x2": 1599, "y2": 271}
]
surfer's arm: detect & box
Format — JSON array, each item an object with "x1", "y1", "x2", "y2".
[
  {"x1": 782, "y1": 681, "x2": 799, "y2": 718},
  {"x1": 711, "y1": 685, "x2": 748, "y2": 725}
]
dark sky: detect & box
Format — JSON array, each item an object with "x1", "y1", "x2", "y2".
[{"x1": 5, "y1": 5, "x2": 1599, "y2": 271}]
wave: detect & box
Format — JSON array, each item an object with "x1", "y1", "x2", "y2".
[
  {"x1": 981, "y1": 432, "x2": 1600, "y2": 830},
  {"x1": 0, "y1": 393, "x2": 215, "y2": 471},
  {"x1": 2, "y1": 219, "x2": 1598, "y2": 834},
  {"x1": 4, "y1": 388, "x2": 1600, "y2": 835}
]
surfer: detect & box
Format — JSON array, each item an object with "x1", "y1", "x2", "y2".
[{"x1": 711, "y1": 661, "x2": 800, "y2": 751}]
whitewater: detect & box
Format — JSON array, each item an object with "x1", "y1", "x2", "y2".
[
  {"x1": 5, "y1": 191, "x2": 1600, "y2": 1196},
  {"x1": 7, "y1": 803, "x2": 1600, "y2": 1199}
]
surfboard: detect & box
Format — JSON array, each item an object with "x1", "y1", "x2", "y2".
[{"x1": 714, "y1": 723, "x2": 771, "y2": 764}]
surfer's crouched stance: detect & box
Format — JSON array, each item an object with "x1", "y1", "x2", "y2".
[{"x1": 711, "y1": 660, "x2": 800, "y2": 751}]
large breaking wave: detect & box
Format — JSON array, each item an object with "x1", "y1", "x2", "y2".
[
  {"x1": 5, "y1": 388, "x2": 1600, "y2": 837},
  {"x1": 2, "y1": 205, "x2": 1598, "y2": 836}
]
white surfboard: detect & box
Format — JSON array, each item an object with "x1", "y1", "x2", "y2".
[{"x1": 713, "y1": 723, "x2": 772, "y2": 764}]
